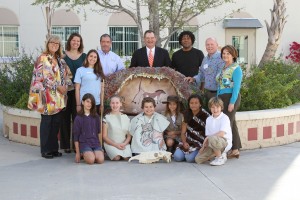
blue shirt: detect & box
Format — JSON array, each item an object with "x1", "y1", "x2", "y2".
[
  {"x1": 74, "y1": 67, "x2": 102, "y2": 105},
  {"x1": 216, "y1": 63, "x2": 243, "y2": 104},
  {"x1": 194, "y1": 51, "x2": 224, "y2": 91},
  {"x1": 97, "y1": 50, "x2": 125, "y2": 76}
]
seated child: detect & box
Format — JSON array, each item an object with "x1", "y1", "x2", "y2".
[
  {"x1": 162, "y1": 95, "x2": 183, "y2": 153},
  {"x1": 173, "y1": 94, "x2": 210, "y2": 163},
  {"x1": 130, "y1": 97, "x2": 170, "y2": 154},
  {"x1": 73, "y1": 93, "x2": 104, "y2": 164},
  {"x1": 195, "y1": 97, "x2": 232, "y2": 166},
  {"x1": 102, "y1": 95, "x2": 132, "y2": 160}
]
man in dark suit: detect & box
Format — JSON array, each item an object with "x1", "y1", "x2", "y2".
[{"x1": 129, "y1": 30, "x2": 171, "y2": 68}]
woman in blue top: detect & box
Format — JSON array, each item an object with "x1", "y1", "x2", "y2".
[
  {"x1": 74, "y1": 49, "x2": 105, "y2": 115},
  {"x1": 60, "y1": 33, "x2": 86, "y2": 153},
  {"x1": 216, "y1": 45, "x2": 242, "y2": 159}
]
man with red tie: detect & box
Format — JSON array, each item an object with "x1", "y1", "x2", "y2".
[{"x1": 129, "y1": 30, "x2": 171, "y2": 68}]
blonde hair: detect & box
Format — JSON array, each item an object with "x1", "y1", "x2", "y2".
[
  {"x1": 44, "y1": 35, "x2": 63, "y2": 58},
  {"x1": 208, "y1": 97, "x2": 224, "y2": 110}
]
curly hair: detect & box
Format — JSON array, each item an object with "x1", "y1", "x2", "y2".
[{"x1": 178, "y1": 31, "x2": 195, "y2": 46}]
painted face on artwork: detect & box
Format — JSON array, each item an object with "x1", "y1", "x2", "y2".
[
  {"x1": 205, "y1": 38, "x2": 218, "y2": 56},
  {"x1": 210, "y1": 104, "x2": 222, "y2": 118},
  {"x1": 87, "y1": 52, "x2": 98, "y2": 67},
  {"x1": 144, "y1": 32, "x2": 157, "y2": 49},
  {"x1": 82, "y1": 98, "x2": 92, "y2": 112},
  {"x1": 143, "y1": 102, "x2": 155, "y2": 117},
  {"x1": 110, "y1": 97, "x2": 122, "y2": 113},
  {"x1": 48, "y1": 40, "x2": 60, "y2": 55},
  {"x1": 100, "y1": 36, "x2": 112, "y2": 53},
  {"x1": 168, "y1": 101, "x2": 178, "y2": 114},
  {"x1": 189, "y1": 98, "x2": 201, "y2": 113},
  {"x1": 70, "y1": 36, "x2": 81, "y2": 50},
  {"x1": 222, "y1": 49, "x2": 234, "y2": 64}
]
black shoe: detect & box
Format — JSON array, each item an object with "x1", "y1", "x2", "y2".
[
  {"x1": 64, "y1": 149, "x2": 72, "y2": 153},
  {"x1": 42, "y1": 153, "x2": 54, "y2": 159},
  {"x1": 52, "y1": 152, "x2": 62, "y2": 157}
]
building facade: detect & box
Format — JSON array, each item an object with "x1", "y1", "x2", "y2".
[{"x1": 0, "y1": 0, "x2": 298, "y2": 65}]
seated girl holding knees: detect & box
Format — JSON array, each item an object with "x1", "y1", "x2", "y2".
[
  {"x1": 102, "y1": 95, "x2": 132, "y2": 161},
  {"x1": 130, "y1": 97, "x2": 170, "y2": 154},
  {"x1": 174, "y1": 94, "x2": 210, "y2": 163},
  {"x1": 73, "y1": 93, "x2": 104, "y2": 164},
  {"x1": 162, "y1": 95, "x2": 183, "y2": 153},
  {"x1": 195, "y1": 97, "x2": 232, "y2": 166}
]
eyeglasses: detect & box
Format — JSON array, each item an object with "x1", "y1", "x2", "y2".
[{"x1": 49, "y1": 42, "x2": 60, "y2": 46}]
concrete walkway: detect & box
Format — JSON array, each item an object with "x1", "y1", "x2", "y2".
[{"x1": 0, "y1": 108, "x2": 300, "y2": 200}]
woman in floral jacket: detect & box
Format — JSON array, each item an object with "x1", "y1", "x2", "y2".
[{"x1": 28, "y1": 35, "x2": 68, "y2": 159}]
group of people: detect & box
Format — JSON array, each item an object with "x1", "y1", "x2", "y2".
[{"x1": 27, "y1": 28, "x2": 243, "y2": 166}]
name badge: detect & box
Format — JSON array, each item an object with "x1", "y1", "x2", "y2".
[{"x1": 204, "y1": 64, "x2": 208, "y2": 69}]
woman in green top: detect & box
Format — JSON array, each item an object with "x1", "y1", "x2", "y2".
[{"x1": 60, "y1": 33, "x2": 86, "y2": 153}]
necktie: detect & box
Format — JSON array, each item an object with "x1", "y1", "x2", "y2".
[{"x1": 148, "y1": 49, "x2": 154, "y2": 67}]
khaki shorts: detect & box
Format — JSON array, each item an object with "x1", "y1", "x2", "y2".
[{"x1": 195, "y1": 135, "x2": 227, "y2": 164}]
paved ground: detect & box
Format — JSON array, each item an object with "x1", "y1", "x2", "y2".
[{"x1": 0, "y1": 108, "x2": 300, "y2": 200}]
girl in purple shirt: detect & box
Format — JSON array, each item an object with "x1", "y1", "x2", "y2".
[{"x1": 73, "y1": 93, "x2": 104, "y2": 164}]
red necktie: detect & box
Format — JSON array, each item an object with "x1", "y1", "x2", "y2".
[{"x1": 148, "y1": 49, "x2": 154, "y2": 67}]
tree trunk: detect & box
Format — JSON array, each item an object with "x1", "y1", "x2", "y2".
[
  {"x1": 258, "y1": 0, "x2": 287, "y2": 67},
  {"x1": 148, "y1": 0, "x2": 161, "y2": 47}
]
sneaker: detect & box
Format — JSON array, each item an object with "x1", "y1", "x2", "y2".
[{"x1": 210, "y1": 155, "x2": 226, "y2": 166}]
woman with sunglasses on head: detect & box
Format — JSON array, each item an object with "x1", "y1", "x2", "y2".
[{"x1": 28, "y1": 35, "x2": 67, "y2": 159}]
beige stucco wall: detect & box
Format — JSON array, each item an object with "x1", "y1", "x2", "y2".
[{"x1": 1, "y1": 0, "x2": 299, "y2": 63}]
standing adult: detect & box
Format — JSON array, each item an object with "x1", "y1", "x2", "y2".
[
  {"x1": 28, "y1": 35, "x2": 67, "y2": 159},
  {"x1": 185, "y1": 37, "x2": 224, "y2": 103},
  {"x1": 97, "y1": 34, "x2": 125, "y2": 76},
  {"x1": 171, "y1": 31, "x2": 204, "y2": 77},
  {"x1": 129, "y1": 30, "x2": 171, "y2": 68},
  {"x1": 60, "y1": 33, "x2": 86, "y2": 153},
  {"x1": 74, "y1": 49, "x2": 106, "y2": 115},
  {"x1": 216, "y1": 45, "x2": 242, "y2": 158}
]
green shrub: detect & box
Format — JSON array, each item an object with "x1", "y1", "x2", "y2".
[
  {"x1": 0, "y1": 52, "x2": 34, "y2": 109},
  {"x1": 240, "y1": 60, "x2": 300, "y2": 111}
]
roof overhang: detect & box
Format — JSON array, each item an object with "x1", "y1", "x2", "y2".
[{"x1": 223, "y1": 18, "x2": 263, "y2": 29}]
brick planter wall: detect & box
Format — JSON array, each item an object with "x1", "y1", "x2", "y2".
[{"x1": 2, "y1": 103, "x2": 300, "y2": 149}]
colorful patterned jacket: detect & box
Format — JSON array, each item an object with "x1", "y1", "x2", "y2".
[{"x1": 28, "y1": 54, "x2": 66, "y2": 115}]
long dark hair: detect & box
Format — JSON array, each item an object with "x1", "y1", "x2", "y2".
[
  {"x1": 83, "y1": 49, "x2": 105, "y2": 80},
  {"x1": 184, "y1": 94, "x2": 204, "y2": 123},
  {"x1": 77, "y1": 93, "x2": 98, "y2": 117},
  {"x1": 66, "y1": 33, "x2": 84, "y2": 53},
  {"x1": 164, "y1": 101, "x2": 181, "y2": 118}
]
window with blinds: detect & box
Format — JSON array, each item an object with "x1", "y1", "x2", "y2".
[
  {"x1": 51, "y1": 26, "x2": 80, "y2": 49},
  {"x1": 109, "y1": 27, "x2": 139, "y2": 56},
  {"x1": 0, "y1": 26, "x2": 19, "y2": 57}
]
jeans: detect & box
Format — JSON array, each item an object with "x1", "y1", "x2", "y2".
[
  {"x1": 173, "y1": 149, "x2": 199, "y2": 163},
  {"x1": 40, "y1": 112, "x2": 62, "y2": 154}
]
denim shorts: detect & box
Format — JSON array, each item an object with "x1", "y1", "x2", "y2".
[{"x1": 81, "y1": 146, "x2": 102, "y2": 153}]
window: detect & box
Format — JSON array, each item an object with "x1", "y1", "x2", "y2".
[
  {"x1": 232, "y1": 35, "x2": 248, "y2": 64},
  {"x1": 0, "y1": 26, "x2": 19, "y2": 57},
  {"x1": 51, "y1": 26, "x2": 80, "y2": 48},
  {"x1": 168, "y1": 27, "x2": 199, "y2": 51},
  {"x1": 109, "y1": 27, "x2": 139, "y2": 56}
]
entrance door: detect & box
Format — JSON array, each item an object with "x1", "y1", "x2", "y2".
[{"x1": 225, "y1": 29, "x2": 256, "y2": 65}]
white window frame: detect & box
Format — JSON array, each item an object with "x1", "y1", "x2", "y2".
[
  {"x1": 109, "y1": 26, "x2": 139, "y2": 57},
  {"x1": 0, "y1": 26, "x2": 19, "y2": 58}
]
